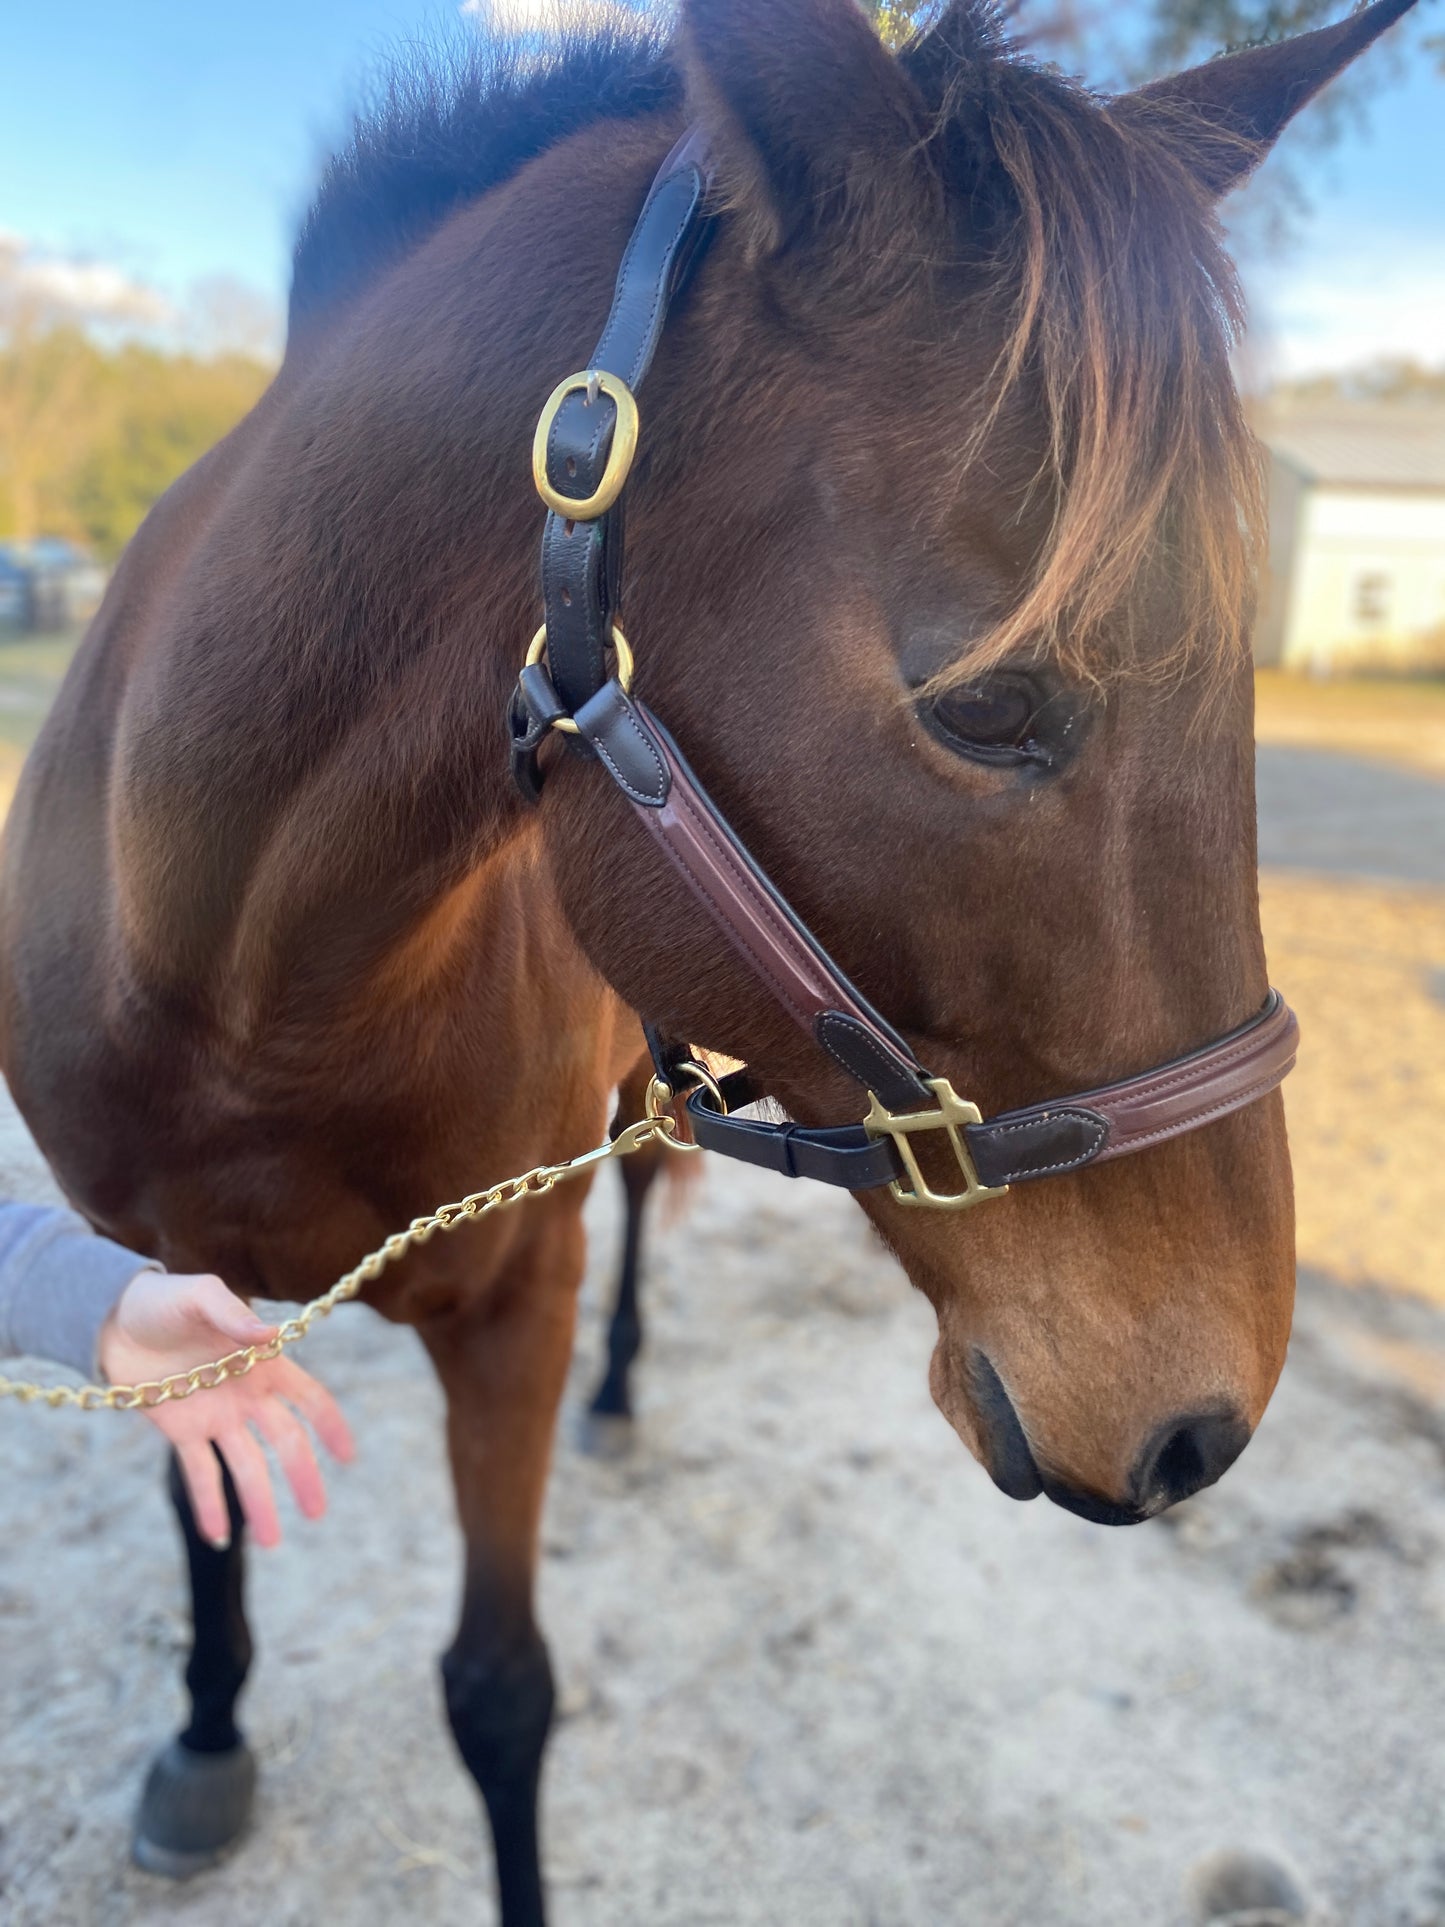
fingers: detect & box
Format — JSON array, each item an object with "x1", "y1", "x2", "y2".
[
  {"x1": 250, "y1": 1397, "x2": 328, "y2": 1522},
  {"x1": 177, "y1": 1440, "x2": 231, "y2": 1550},
  {"x1": 215, "y1": 1424, "x2": 283, "y2": 1550},
  {"x1": 271, "y1": 1357, "x2": 356, "y2": 1464},
  {"x1": 189, "y1": 1274, "x2": 277, "y2": 1348}
]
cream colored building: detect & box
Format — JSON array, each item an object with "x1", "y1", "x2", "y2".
[{"x1": 1255, "y1": 402, "x2": 1445, "y2": 672}]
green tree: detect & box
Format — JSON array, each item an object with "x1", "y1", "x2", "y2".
[
  {"x1": 68, "y1": 348, "x2": 270, "y2": 560},
  {"x1": 0, "y1": 240, "x2": 275, "y2": 558},
  {"x1": 867, "y1": 0, "x2": 1441, "y2": 81}
]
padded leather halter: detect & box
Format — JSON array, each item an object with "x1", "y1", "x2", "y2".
[{"x1": 507, "y1": 130, "x2": 1299, "y2": 1209}]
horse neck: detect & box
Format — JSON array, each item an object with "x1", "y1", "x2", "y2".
[{"x1": 111, "y1": 115, "x2": 681, "y2": 1018}]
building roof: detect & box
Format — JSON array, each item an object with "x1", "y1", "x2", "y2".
[{"x1": 1263, "y1": 403, "x2": 1445, "y2": 493}]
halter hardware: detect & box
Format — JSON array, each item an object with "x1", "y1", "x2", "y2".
[
  {"x1": 645, "y1": 1058, "x2": 728, "y2": 1129},
  {"x1": 532, "y1": 369, "x2": 639, "y2": 519},
  {"x1": 526, "y1": 623, "x2": 633, "y2": 735},
  {"x1": 863, "y1": 1080, "x2": 1010, "y2": 1212},
  {"x1": 508, "y1": 124, "x2": 1299, "y2": 1214}
]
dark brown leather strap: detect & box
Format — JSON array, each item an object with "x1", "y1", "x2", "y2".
[
  {"x1": 963, "y1": 990, "x2": 1299, "y2": 1187},
  {"x1": 576, "y1": 686, "x2": 933, "y2": 1111},
  {"x1": 539, "y1": 129, "x2": 713, "y2": 716},
  {"x1": 685, "y1": 991, "x2": 1299, "y2": 1193},
  {"x1": 568, "y1": 685, "x2": 1299, "y2": 1192}
]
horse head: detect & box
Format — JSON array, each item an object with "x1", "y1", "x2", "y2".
[{"x1": 541, "y1": 0, "x2": 1417, "y2": 1523}]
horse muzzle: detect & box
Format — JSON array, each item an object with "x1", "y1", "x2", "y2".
[{"x1": 965, "y1": 1351, "x2": 1252, "y2": 1526}]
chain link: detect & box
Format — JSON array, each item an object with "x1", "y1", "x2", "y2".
[{"x1": 0, "y1": 1104, "x2": 696, "y2": 1415}]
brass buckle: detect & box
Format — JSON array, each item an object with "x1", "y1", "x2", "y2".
[
  {"x1": 532, "y1": 370, "x2": 640, "y2": 520},
  {"x1": 526, "y1": 623, "x2": 633, "y2": 736},
  {"x1": 863, "y1": 1078, "x2": 1010, "y2": 1212}
]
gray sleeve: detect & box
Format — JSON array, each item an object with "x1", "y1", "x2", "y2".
[{"x1": 0, "y1": 1202, "x2": 159, "y2": 1381}]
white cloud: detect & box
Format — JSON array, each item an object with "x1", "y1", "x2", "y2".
[
  {"x1": 1244, "y1": 229, "x2": 1445, "y2": 380},
  {"x1": 459, "y1": 0, "x2": 647, "y2": 31},
  {"x1": 0, "y1": 236, "x2": 174, "y2": 329},
  {"x1": 0, "y1": 238, "x2": 280, "y2": 360}
]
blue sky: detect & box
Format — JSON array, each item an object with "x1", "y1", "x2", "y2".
[{"x1": 2, "y1": 0, "x2": 1441, "y2": 376}]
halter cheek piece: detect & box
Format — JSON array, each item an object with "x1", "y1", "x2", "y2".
[{"x1": 508, "y1": 131, "x2": 1299, "y2": 1212}]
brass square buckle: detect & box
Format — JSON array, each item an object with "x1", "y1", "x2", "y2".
[{"x1": 863, "y1": 1078, "x2": 1010, "y2": 1212}]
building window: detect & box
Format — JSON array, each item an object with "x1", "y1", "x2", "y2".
[{"x1": 1353, "y1": 572, "x2": 1392, "y2": 625}]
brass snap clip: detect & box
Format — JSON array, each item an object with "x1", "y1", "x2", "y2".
[{"x1": 644, "y1": 1060, "x2": 727, "y2": 1148}]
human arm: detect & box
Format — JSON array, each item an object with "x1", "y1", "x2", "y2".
[{"x1": 0, "y1": 1201, "x2": 353, "y2": 1548}]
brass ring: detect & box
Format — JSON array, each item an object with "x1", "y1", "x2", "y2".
[
  {"x1": 532, "y1": 370, "x2": 640, "y2": 520},
  {"x1": 526, "y1": 624, "x2": 633, "y2": 736},
  {"x1": 673, "y1": 1059, "x2": 728, "y2": 1115}
]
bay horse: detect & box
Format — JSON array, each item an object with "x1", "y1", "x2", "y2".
[{"x1": 0, "y1": 0, "x2": 1416, "y2": 1918}]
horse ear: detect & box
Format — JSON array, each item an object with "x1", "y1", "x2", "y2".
[
  {"x1": 678, "y1": 0, "x2": 934, "y2": 254},
  {"x1": 1117, "y1": 0, "x2": 1420, "y2": 198}
]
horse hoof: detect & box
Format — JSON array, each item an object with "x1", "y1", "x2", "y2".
[
  {"x1": 575, "y1": 1405, "x2": 635, "y2": 1459},
  {"x1": 588, "y1": 1373, "x2": 633, "y2": 1421},
  {"x1": 1187, "y1": 1848, "x2": 1309, "y2": 1925},
  {"x1": 131, "y1": 1737, "x2": 256, "y2": 1879}
]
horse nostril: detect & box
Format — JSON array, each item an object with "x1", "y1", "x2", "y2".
[
  {"x1": 1132, "y1": 1410, "x2": 1252, "y2": 1513},
  {"x1": 967, "y1": 1351, "x2": 1043, "y2": 1503}
]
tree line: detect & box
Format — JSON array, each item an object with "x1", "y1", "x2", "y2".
[
  {"x1": 0, "y1": 325, "x2": 271, "y2": 564},
  {"x1": 3, "y1": 0, "x2": 1436, "y2": 566}
]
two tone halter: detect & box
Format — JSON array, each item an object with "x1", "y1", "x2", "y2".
[{"x1": 507, "y1": 131, "x2": 1298, "y2": 1214}]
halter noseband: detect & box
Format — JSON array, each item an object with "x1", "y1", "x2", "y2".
[{"x1": 507, "y1": 131, "x2": 1298, "y2": 1212}]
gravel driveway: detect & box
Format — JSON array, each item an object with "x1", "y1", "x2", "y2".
[{"x1": 1, "y1": 739, "x2": 1443, "y2": 1927}]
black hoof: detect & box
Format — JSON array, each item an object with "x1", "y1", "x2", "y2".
[
  {"x1": 132, "y1": 1737, "x2": 256, "y2": 1879},
  {"x1": 588, "y1": 1373, "x2": 633, "y2": 1420}
]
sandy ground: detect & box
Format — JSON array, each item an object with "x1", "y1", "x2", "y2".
[{"x1": 1, "y1": 731, "x2": 1443, "y2": 1927}]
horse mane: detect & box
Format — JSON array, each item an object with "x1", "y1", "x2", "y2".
[
  {"x1": 294, "y1": 2, "x2": 1261, "y2": 688},
  {"x1": 903, "y1": 4, "x2": 1263, "y2": 690},
  {"x1": 290, "y1": 16, "x2": 676, "y2": 333}
]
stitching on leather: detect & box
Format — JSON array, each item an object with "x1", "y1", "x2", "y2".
[
  {"x1": 548, "y1": 163, "x2": 700, "y2": 494},
  {"x1": 674, "y1": 781, "x2": 827, "y2": 999},
  {"x1": 599, "y1": 179, "x2": 699, "y2": 389},
  {"x1": 589, "y1": 705, "x2": 668, "y2": 805},
  {"x1": 542, "y1": 519, "x2": 607, "y2": 688},
  {"x1": 656, "y1": 827, "x2": 817, "y2": 1032},
  {"x1": 625, "y1": 190, "x2": 698, "y2": 388},
  {"x1": 660, "y1": 783, "x2": 821, "y2": 1031},
  {"x1": 670, "y1": 775, "x2": 915, "y2": 1085},
  {"x1": 816, "y1": 1016, "x2": 919, "y2": 1097},
  {"x1": 1103, "y1": 1007, "x2": 1289, "y2": 1108},
  {"x1": 1105, "y1": 1066, "x2": 1293, "y2": 1155},
  {"x1": 975, "y1": 1110, "x2": 1108, "y2": 1177},
  {"x1": 654, "y1": 770, "x2": 816, "y2": 1025}
]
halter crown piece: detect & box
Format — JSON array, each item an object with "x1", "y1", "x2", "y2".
[{"x1": 507, "y1": 131, "x2": 1299, "y2": 1212}]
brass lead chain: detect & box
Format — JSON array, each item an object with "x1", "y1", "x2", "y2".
[{"x1": 0, "y1": 1094, "x2": 699, "y2": 1415}]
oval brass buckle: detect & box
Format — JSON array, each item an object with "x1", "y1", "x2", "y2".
[
  {"x1": 532, "y1": 370, "x2": 640, "y2": 520},
  {"x1": 526, "y1": 623, "x2": 634, "y2": 736}
]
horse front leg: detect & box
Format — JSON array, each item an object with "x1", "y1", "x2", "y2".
[
  {"x1": 132, "y1": 1451, "x2": 257, "y2": 1877},
  {"x1": 588, "y1": 1075, "x2": 666, "y2": 1420},
  {"x1": 420, "y1": 1207, "x2": 585, "y2": 1927}
]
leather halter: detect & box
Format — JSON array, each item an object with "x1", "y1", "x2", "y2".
[{"x1": 508, "y1": 131, "x2": 1299, "y2": 1210}]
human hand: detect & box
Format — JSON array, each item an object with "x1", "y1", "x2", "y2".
[{"x1": 98, "y1": 1271, "x2": 355, "y2": 1550}]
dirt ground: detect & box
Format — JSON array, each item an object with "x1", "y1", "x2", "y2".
[{"x1": 1, "y1": 694, "x2": 1444, "y2": 1927}]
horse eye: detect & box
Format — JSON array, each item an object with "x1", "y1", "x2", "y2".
[{"x1": 930, "y1": 679, "x2": 1039, "y2": 753}]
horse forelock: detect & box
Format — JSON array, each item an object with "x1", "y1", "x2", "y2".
[
  {"x1": 292, "y1": 4, "x2": 1261, "y2": 700},
  {"x1": 900, "y1": 7, "x2": 1264, "y2": 696}
]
